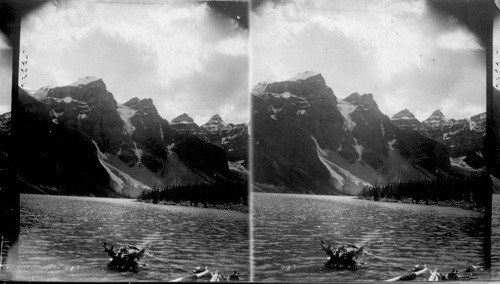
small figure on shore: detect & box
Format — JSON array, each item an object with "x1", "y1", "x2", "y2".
[
  {"x1": 320, "y1": 240, "x2": 364, "y2": 269},
  {"x1": 103, "y1": 242, "x2": 146, "y2": 272}
]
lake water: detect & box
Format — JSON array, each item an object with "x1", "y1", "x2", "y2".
[
  {"x1": 253, "y1": 193, "x2": 486, "y2": 282},
  {"x1": 14, "y1": 194, "x2": 249, "y2": 281},
  {"x1": 492, "y1": 194, "x2": 500, "y2": 278}
]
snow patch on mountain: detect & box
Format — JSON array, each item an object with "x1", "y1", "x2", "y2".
[
  {"x1": 228, "y1": 160, "x2": 248, "y2": 173},
  {"x1": 353, "y1": 138, "x2": 364, "y2": 161},
  {"x1": 450, "y1": 156, "x2": 472, "y2": 169},
  {"x1": 69, "y1": 76, "x2": 100, "y2": 87},
  {"x1": 26, "y1": 86, "x2": 55, "y2": 100},
  {"x1": 50, "y1": 109, "x2": 63, "y2": 124},
  {"x1": 268, "y1": 105, "x2": 282, "y2": 120},
  {"x1": 92, "y1": 140, "x2": 151, "y2": 194},
  {"x1": 117, "y1": 104, "x2": 137, "y2": 135},
  {"x1": 287, "y1": 71, "x2": 319, "y2": 82},
  {"x1": 476, "y1": 151, "x2": 483, "y2": 158},
  {"x1": 330, "y1": 160, "x2": 372, "y2": 187},
  {"x1": 388, "y1": 139, "x2": 396, "y2": 150},
  {"x1": 92, "y1": 140, "x2": 124, "y2": 192},
  {"x1": 312, "y1": 136, "x2": 344, "y2": 187},
  {"x1": 251, "y1": 81, "x2": 269, "y2": 96},
  {"x1": 133, "y1": 142, "x2": 143, "y2": 164},
  {"x1": 167, "y1": 143, "x2": 175, "y2": 154},
  {"x1": 469, "y1": 119, "x2": 476, "y2": 131},
  {"x1": 201, "y1": 114, "x2": 231, "y2": 132},
  {"x1": 336, "y1": 100, "x2": 357, "y2": 131},
  {"x1": 171, "y1": 120, "x2": 196, "y2": 125}
]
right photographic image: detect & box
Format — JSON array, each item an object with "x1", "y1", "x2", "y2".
[{"x1": 251, "y1": 0, "x2": 492, "y2": 281}]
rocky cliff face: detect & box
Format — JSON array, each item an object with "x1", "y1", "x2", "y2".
[
  {"x1": 391, "y1": 108, "x2": 486, "y2": 169},
  {"x1": 17, "y1": 77, "x2": 241, "y2": 197},
  {"x1": 252, "y1": 72, "x2": 451, "y2": 194},
  {"x1": 169, "y1": 113, "x2": 249, "y2": 170}
]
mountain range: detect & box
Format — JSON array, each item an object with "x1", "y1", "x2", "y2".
[
  {"x1": 391, "y1": 108, "x2": 485, "y2": 169},
  {"x1": 252, "y1": 71, "x2": 485, "y2": 195},
  {"x1": 9, "y1": 76, "x2": 248, "y2": 197}
]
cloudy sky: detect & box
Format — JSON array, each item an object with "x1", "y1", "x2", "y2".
[
  {"x1": 0, "y1": 32, "x2": 12, "y2": 114},
  {"x1": 21, "y1": 0, "x2": 249, "y2": 124},
  {"x1": 251, "y1": 0, "x2": 486, "y2": 121}
]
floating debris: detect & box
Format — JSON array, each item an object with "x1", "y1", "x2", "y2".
[
  {"x1": 103, "y1": 242, "x2": 146, "y2": 272},
  {"x1": 320, "y1": 240, "x2": 365, "y2": 270}
]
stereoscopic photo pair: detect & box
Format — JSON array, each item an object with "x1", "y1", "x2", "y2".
[{"x1": 0, "y1": 0, "x2": 499, "y2": 282}]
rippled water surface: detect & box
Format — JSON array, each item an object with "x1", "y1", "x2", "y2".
[
  {"x1": 492, "y1": 194, "x2": 500, "y2": 278},
  {"x1": 253, "y1": 193, "x2": 485, "y2": 282},
  {"x1": 16, "y1": 194, "x2": 249, "y2": 281}
]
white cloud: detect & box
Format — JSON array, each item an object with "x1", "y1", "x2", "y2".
[
  {"x1": 251, "y1": 0, "x2": 485, "y2": 120},
  {"x1": 217, "y1": 34, "x2": 249, "y2": 56},
  {"x1": 21, "y1": 0, "x2": 249, "y2": 123},
  {"x1": 437, "y1": 28, "x2": 482, "y2": 51}
]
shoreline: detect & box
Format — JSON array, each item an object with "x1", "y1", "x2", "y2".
[
  {"x1": 136, "y1": 198, "x2": 249, "y2": 213},
  {"x1": 356, "y1": 196, "x2": 482, "y2": 212},
  {"x1": 20, "y1": 193, "x2": 248, "y2": 213}
]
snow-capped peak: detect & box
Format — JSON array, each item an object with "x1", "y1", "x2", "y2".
[
  {"x1": 251, "y1": 81, "x2": 270, "y2": 96},
  {"x1": 69, "y1": 76, "x2": 100, "y2": 87},
  {"x1": 391, "y1": 109, "x2": 418, "y2": 120},
  {"x1": 207, "y1": 114, "x2": 224, "y2": 124},
  {"x1": 287, "y1": 71, "x2": 319, "y2": 82},
  {"x1": 30, "y1": 85, "x2": 56, "y2": 100},
  {"x1": 171, "y1": 113, "x2": 196, "y2": 124},
  {"x1": 428, "y1": 109, "x2": 445, "y2": 119},
  {"x1": 422, "y1": 109, "x2": 450, "y2": 129},
  {"x1": 201, "y1": 114, "x2": 230, "y2": 132}
]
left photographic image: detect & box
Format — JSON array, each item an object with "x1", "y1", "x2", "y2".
[{"x1": 14, "y1": 0, "x2": 249, "y2": 281}]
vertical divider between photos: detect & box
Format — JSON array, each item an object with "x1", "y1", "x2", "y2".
[
  {"x1": 485, "y1": 8, "x2": 494, "y2": 271},
  {"x1": 247, "y1": 1, "x2": 253, "y2": 280},
  {"x1": 0, "y1": 0, "x2": 21, "y2": 276}
]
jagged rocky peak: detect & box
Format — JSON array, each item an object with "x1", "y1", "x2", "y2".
[
  {"x1": 202, "y1": 114, "x2": 224, "y2": 126},
  {"x1": 261, "y1": 71, "x2": 333, "y2": 100},
  {"x1": 123, "y1": 97, "x2": 155, "y2": 110},
  {"x1": 344, "y1": 92, "x2": 378, "y2": 109},
  {"x1": 170, "y1": 113, "x2": 201, "y2": 135},
  {"x1": 427, "y1": 109, "x2": 445, "y2": 120},
  {"x1": 469, "y1": 112, "x2": 486, "y2": 132},
  {"x1": 422, "y1": 109, "x2": 448, "y2": 128},
  {"x1": 251, "y1": 81, "x2": 270, "y2": 96},
  {"x1": 201, "y1": 114, "x2": 232, "y2": 133},
  {"x1": 391, "y1": 109, "x2": 417, "y2": 120},
  {"x1": 171, "y1": 113, "x2": 196, "y2": 125},
  {"x1": 38, "y1": 76, "x2": 116, "y2": 106},
  {"x1": 471, "y1": 112, "x2": 486, "y2": 122}
]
